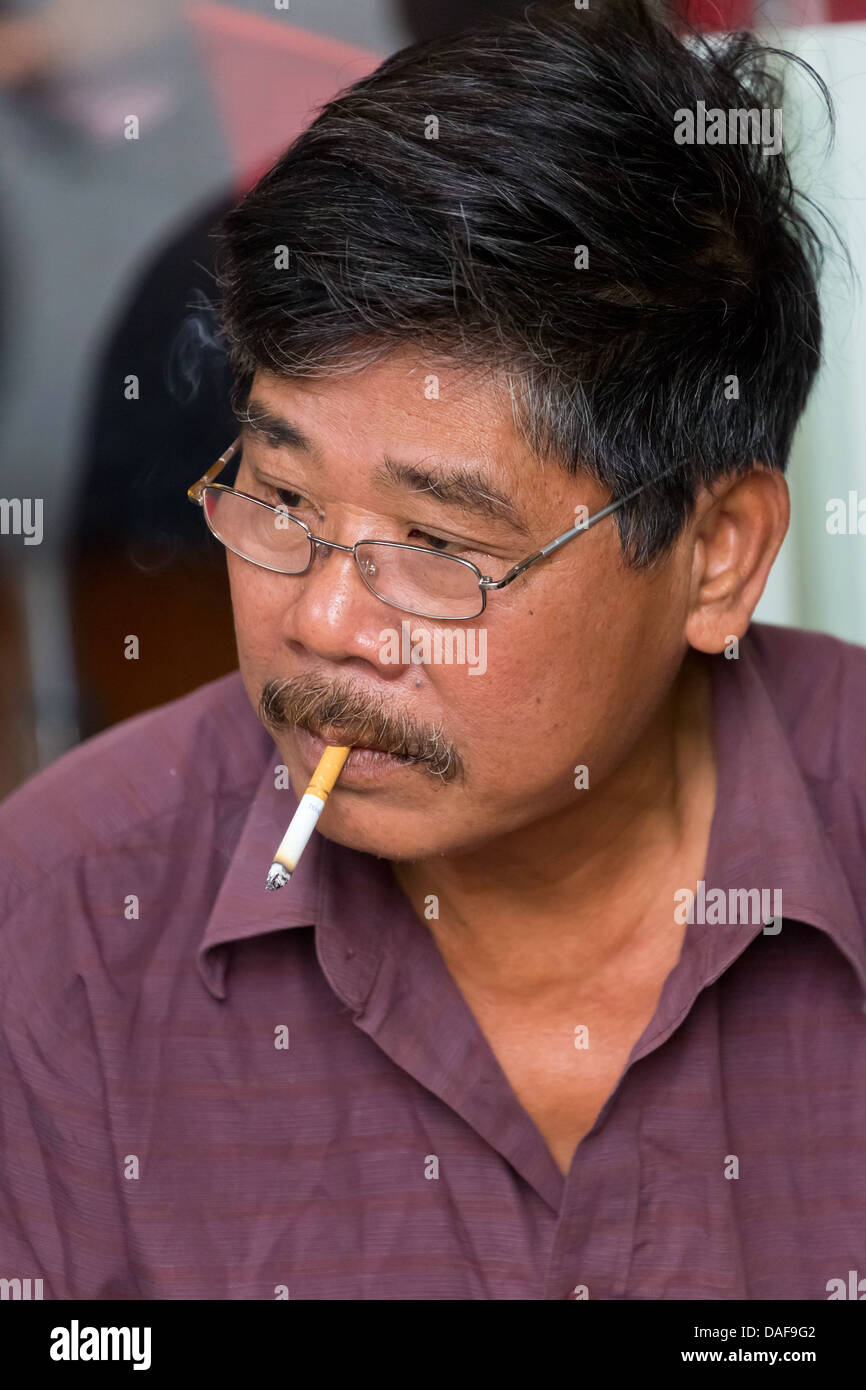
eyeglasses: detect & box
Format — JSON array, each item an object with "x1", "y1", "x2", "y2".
[{"x1": 187, "y1": 437, "x2": 678, "y2": 621}]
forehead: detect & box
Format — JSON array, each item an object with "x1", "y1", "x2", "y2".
[
  {"x1": 252, "y1": 354, "x2": 512, "y2": 451},
  {"x1": 248, "y1": 352, "x2": 577, "y2": 516}
]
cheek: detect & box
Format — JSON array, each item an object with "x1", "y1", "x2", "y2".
[
  {"x1": 226, "y1": 557, "x2": 285, "y2": 661},
  {"x1": 451, "y1": 597, "x2": 633, "y2": 788},
  {"x1": 430, "y1": 612, "x2": 574, "y2": 777}
]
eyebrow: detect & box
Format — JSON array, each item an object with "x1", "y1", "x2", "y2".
[
  {"x1": 236, "y1": 399, "x2": 531, "y2": 536},
  {"x1": 372, "y1": 457, "x2": 530, "y2": 535},
  {"x1": 236, "y1": 401, "x2": 318, "y2": 456}
]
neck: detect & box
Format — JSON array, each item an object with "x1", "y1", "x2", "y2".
[{"x1": 391, "y1": 648, "x2": 717, "y2": 997}]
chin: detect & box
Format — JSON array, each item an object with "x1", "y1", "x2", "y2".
[
  {"x1": 316, "y1": 813, "x2": 445, "y2": 862},
  {"x1": 317, "y1": 800, "x2": 503, "y2": 863}
]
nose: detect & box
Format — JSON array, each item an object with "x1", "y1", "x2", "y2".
[
  {"x1": 313, "y1": 536, "x2": 348, "y2": 560},
  {"x1": 282, "y1": 536, "x2": 399, "y2": 672},
  {"x1": 312, "y1": 536, "x2": 382, "y2": 594}
]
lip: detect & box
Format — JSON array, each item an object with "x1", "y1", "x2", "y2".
[{"x1": 294, "y1": 723, "x2": 418, "y2": 786}]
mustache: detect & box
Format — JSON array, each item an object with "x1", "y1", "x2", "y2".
[{"x1": 259, "y1": 674, "x2": 463, "y2": 784}]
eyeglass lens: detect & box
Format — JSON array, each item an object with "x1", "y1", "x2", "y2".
[{"x1": 202, "y1": 486, "x2": 484, "y2": 620}]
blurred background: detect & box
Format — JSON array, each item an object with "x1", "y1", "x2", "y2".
[{"x1": 0, "y1": 0, "x2": 863, "y2": 797}]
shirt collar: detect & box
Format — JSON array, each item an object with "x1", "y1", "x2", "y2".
[
  {"x1": 197, "y1": 731, "x2": 392, "y2": 1004},
  {"x1": 196, "y1": 743, "x2": 327, "y2": 1000},
  {"x1": 198, "y1": 632, "x2": 866, "y2": 1006},
  {"x1": 670, "y1": 637, "x2": 866, "y2": 1017}
]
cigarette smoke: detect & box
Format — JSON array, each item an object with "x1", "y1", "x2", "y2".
[{"x1": 165, "y1": 287, "x2": 229, "y2": 404}]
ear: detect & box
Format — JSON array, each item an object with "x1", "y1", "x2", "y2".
[{"x1": 684, "y1": 467, "x2": 790, "y2": 654}]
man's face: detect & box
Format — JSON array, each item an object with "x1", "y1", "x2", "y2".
[{"x1": 228, "y1": 350, "x2": 695, "y2": 860}]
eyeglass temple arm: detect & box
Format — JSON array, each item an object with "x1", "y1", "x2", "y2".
[
  {"x1": 187, "y1": 438, "x2": 242, "y2": 504},
  {"x1": 480, "y1": 463, "x2": 681, "y2": 592}
]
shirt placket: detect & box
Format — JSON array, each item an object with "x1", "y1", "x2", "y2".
[{"x1": 546, "y1": 1089, "x2": 643, "y2": 1300}]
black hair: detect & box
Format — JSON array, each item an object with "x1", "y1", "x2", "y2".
[{"x1": 214, "y1": 0, "x2": 840, "y2": 564}]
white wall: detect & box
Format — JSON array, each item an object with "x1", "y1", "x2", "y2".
[{"x1": 754, "y1": 22, "x2": 866, "y2": 643}]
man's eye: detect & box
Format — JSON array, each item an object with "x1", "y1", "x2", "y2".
[
  {"x1": 273, "y1": 488, "x2": 312, "y2": 511},
  {"x1": 258, "y1": 486, "x2": 486, "y2": 558},
  {"x1": 408, "y1": 528, "x2": 495, "y2": 561},
  {"x1": 408, "y1": 528, "x2": 457, "y2": 553}
]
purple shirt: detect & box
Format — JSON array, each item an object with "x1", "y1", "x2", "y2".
[{"x1": 2, "y1": 621, "x2": 866, "y2": 1300}]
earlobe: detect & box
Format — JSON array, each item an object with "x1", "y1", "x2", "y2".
[{"x1": 685, "y1": 604, "x2": 745, "y2": 656}]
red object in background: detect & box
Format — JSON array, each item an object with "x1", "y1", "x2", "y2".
[
  {"x1": 188, "y1": 1, "x2": 380, "y2": 193},
  {"x1": 682, "y1": 0, "x2": 755, "y2": 27},
  {"x1": 683, "y1": 0, "x2": 865, "y2": 28},
  {"x1": 189, "y1": 0, "x2": 866, "y2": 194}
]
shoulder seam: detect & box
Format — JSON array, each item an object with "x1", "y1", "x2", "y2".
[
  {"x1": 0, "y1": 782, "x2": 261, "y2": 922},
  {"x1": 0, "y1": 924, "x2": 103, "y2": 1088}
]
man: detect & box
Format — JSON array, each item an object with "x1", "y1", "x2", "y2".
[{"x1": 2, "y1": 0, "x2": 864, "y2": 1301}]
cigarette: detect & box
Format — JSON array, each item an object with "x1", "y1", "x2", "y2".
[{"x1": 265, "y1": 745, "x2": 351, "y2": 891}]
